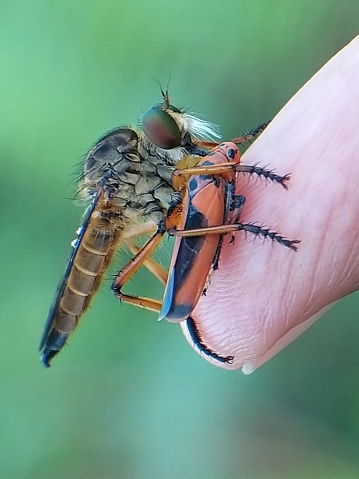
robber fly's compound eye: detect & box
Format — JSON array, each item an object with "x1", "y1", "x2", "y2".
[{"x1": 141, "y1": 103, "x2": 182, "y2": 149}]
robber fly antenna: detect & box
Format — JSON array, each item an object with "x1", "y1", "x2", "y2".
[
  {"x1": 152, "y1": 77, "x2": 170, "y2": 110},
  {"x1": 165, "y1": 71, "x2": 172, "y2": 99}
]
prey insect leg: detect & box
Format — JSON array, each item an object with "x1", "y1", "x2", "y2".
[{"x1": 185, "y1": 317, "x2": 234, "y2": 364}]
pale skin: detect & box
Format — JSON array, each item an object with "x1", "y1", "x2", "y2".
[{"x1": 183, "y1": 35, "x2": 359, "y2": 373}]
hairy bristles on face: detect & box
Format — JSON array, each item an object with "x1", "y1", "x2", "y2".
[{"x1": 182, "y1": 113, "x2": 221, "y2": 141}]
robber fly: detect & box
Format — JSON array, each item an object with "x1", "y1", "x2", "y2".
[
  {"x1": 39, "y1": 91, "x2": 224, "y2": 366},
  {"x1": 40, "y1": 91, "x2": 297, "y2": 367}
]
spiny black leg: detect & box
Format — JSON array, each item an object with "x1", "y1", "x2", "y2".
[
  {"x1": 242, "y1": 121, "x2": 271, "y2": 138},
  {"x1": 236, "y1": 223, "x2": 300, "y2": 251},
  {"x1": 236, "y1": 164, "x2": 290, "y2": 189},
  {"x1": 231, "y1": 121, "x2": 271, "y2": 146},
  {"x1": 185, "y1": 317, "x2": 234, "y2": 364}
]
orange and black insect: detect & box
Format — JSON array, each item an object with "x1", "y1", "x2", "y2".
[
  {"x1": 160, "y1": 141, "x2": 297, "y2": 323},
  {"x1": 40, "y1": 91, "x2": 298, "y2": 367},
  {"x1": 157, "y1": 142, "x2": 298, "y2": 362}
]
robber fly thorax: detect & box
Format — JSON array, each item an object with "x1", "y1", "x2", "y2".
[{"x1": 40, "y1": 91, "x2": 219, "y2": 365}]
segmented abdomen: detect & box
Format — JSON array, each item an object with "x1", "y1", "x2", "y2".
[
  {"x1": 61, "y1": 216, "x2": 123, "y2": 326},
  {"x1": 40, "y1": 196, "x2": 125, "y2": 366}
]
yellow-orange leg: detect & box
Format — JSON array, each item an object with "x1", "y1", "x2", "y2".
[
  {"x1": 122, "y1": 222, "x2": 168, "y2": 286},
  {"x1": 169, "y1": 223, "x2": 300, "y2": 251},
  {"x1": 173, "y1": 162, "x2": 289, "y2": 188},
  {"x1": 173, "y1": 162, "x2": 238, "y2": 177},
  {"x1": 111, "y1": 226, "x2": 166, "y2": 312},
  {"x1": 124, "y1": 238, "x2": 168, "y2": 286},
  {"x1": 112, "y1": 220, "x2": 298, "y2": 316}
]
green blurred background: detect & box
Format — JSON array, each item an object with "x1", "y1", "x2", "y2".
[{"x1": 1, "y1": 1, "x2": 359, "y2": 478}]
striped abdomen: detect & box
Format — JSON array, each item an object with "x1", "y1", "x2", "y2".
[{"x1": 40, "y1": 195, "x2": 126, "y2": 366}]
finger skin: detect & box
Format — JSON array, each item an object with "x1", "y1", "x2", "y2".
[{"x1": 182, "y1": 35, "x2": 359, "y2": 372}]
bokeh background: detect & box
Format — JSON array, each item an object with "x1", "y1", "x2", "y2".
[{"x1": 1, "y1": 1, "x2": 359, "y2": 478}]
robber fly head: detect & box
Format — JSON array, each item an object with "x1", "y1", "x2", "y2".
[{"x1": 141, "y1": 88, "x2": 219, "y2": 152}]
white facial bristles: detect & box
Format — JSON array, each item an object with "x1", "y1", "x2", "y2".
[{"x1": 183, "y1": 113, "x2": 221, "y2": 141}]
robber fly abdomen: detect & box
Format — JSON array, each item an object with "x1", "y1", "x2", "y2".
[{"x1": 43, "y1": 200, "x2": 125, "y2": 357}]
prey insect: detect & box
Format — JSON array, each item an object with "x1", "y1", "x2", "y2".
[
  {"x1": 161, "y1": 142, "x2": 298, "y2": 322},
  {"x1": 111, "y1": 142, "x2": 298, "y2": 364},
  {"x1": 40, "y1": 91, "x2": 298, "y2": 367}
]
